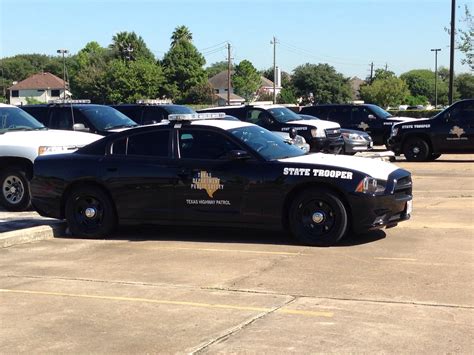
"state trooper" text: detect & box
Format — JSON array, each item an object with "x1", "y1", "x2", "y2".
[{"x1": 283, "y1": 167, "x2": 353, "y2": 179}]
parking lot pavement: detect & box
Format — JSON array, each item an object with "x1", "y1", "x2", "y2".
[
  {"x1": 0, "y1": 207, "x2": 57, "y2": 233},
  {"x1": 0, "y1": 154, "x2": 473, "y2": 353}
]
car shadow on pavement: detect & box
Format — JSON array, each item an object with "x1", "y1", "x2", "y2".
[{"x1": 63, "y1": 225, "x2": 387, "y2": 248}]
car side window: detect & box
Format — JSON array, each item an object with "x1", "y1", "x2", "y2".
[
  {"x1": 125, "y1": 130, "x2": 170, "y2": 157},
  {"x1": 352, "y1": 107, "x2": 370, "y2": 122},
  {"x1": 178, "y1": 129, "x2": 240, "y2": 160},
  {"x1": 142, "y1": 107, "x2": 165, "y2": 125},
  {"x1": 450, "y1": 102, "x2": 474, "y2": 123},
  {"x1": 246, "y1": 109, "x2": 263, "y2": 124},
  {"x1": 49, "y1": 108, "x2": 89, "y2": 130}
]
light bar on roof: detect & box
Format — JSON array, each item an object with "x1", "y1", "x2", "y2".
[
  {"x1": 48, "y1": 99, "x2": 91, "y2": 104},
  {"x1": 168, "y1": 112, "x2": 226, "y2": 121},
  {"x1": 136, "y1": 99, "x2": 173, "y2": 105}
]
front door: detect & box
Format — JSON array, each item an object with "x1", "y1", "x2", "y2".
[
  {"x1": 436, "y1": 101, "x2": 474, "y2": 152},
  {"x1": 174, "y1": 128, "x2": 258, "y2": 223}
]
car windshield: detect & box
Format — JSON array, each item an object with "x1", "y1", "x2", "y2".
[
  {"x1": 366, "y1": 104, "x2": 392, "y2": 119},
  {"x1": 165, "y1": 106, "x2": 196, "y2": 114},
  {"x1": 0, "y1": 107, "x2": 46, "y2": 133},
  {"x1": 267, "y1": 107, "x2": 303, "y2": 123},
  {"x1": 79, "y1": 106, "x2": 138, "y2": 130},
  {"x1": 229, "y1": 125, "x2": 305, "y2": 160}
]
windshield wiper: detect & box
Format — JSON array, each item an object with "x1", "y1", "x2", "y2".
[
  {"x1": 3, "y1": 127, "x2": 34, "y2": 132},
  {"x1": 108, "y1": 124, "x2": 137, "y2": 129}
]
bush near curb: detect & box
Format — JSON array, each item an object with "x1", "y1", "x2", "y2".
[{"x1": 387, "y1": 110, "x2": 442, "y2": 119}]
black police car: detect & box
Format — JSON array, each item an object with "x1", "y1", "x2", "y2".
[
  {"x1": 300, "y1": 104, "x2": 416, "y2": 146},
  {"x1": 198, "y1": 104, "x2": 344, "y2": 153},
  {"x1": 31, "y1": 113, "x2": 413, "y2": 247},
  {"x1": 388, "y1": 99, "x2": 474, "y2": 161},
  {"x1": 111, "y1": 102, "x2": 196, "y2": 125},
  {"x1": 21, "y1": 101, "x2": 137, "y2": 135}
]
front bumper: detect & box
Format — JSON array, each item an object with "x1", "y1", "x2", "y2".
[
  {"x1": 344, "y1": 139, "x2": 373, "y2": 154},
  {"x1": 348, "y1": 170, "x2": 412, "y2": 234},
  {"x1": 387, "y1": 136, "x2": 402, "y2": 154},
  {"x1": 309, "y1": 136, "x2": 344, "y2": 153}
]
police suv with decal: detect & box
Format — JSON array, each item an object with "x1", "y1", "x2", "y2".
[
  {"x1": 388, "y1": 99, "x2": 474, "y2": 161},
  {"x1": 0, "y1": 103, "x2": 101, "y2": 211},
  {"x1": 198, "y1": 104, "x2": 344, "y2": 153},
  {"x1": 31, "y1": 113, "x2": 412, "y2": 246}
]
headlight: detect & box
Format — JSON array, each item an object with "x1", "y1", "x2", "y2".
[
  {"x1": 38, "y1": 146, "x2": 73, "y2": 155},
  {"x1": 355, "y1": 177, "x2": 386, "y2": 194},
  {"x1": 342, "y1": 132, "x2": 364, "y2": 141},
  {"x1": 391, "y1": 127, "x2": 399, "y2": 137},
  {"x1": 310, "y1": 128, "x2": 318, "y2": 137}
]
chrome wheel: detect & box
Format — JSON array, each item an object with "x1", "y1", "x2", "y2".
[{"x1": 2, "y1": 175, "x2": 25, "y2": 205}]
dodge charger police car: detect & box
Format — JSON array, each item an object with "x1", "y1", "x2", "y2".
[{"x1": 31, "y1": 113, "x2": 413, "y2": 246}]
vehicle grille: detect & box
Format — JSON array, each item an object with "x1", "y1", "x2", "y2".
[
  {"x1": 394, "y1": 175, "x2": 412, "y2": 196},
  {"x1": 325, "y1": 128, "x2": 341, "y2": 138}
]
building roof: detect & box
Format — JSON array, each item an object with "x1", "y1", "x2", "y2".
[
  {"x1": 216, "y1": 92, "x2": 245, "y2": 102},
  {"x1": 349, "y1": 76, "x2": 365, "y2": 100},
  {"x1": 209, "y1": 70, "x2": 275, "y2": 89},
  {"x1": 9, "y1": 72, "x2": 67, "y2": 90}
]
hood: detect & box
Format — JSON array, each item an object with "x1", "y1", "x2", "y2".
[
  {"x1": 0, "y1": 129, "x2": 101, "y2": 148},
  {"x1": 279, "y1": 153, "x2": 398, "y2": 180},
  {"x1": 288, "y1": 119, "x2": 341, "y2": 130},
  {"x1": 387, "y1": 116, "x2": 419, "y2": 122},
  {"x1": 393, "y1": 117, "x2": 432, "y2": 128}
]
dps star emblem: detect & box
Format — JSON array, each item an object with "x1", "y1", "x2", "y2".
[
  {"x1": 358, "y1": 121, "x2": 369, "y2": 131},
  {"x1": 191, "y1": 171, "x2": 223, "y2": 198},
  {"x1": 450, "y1": 126, "x2": 465, "y2": 138}
]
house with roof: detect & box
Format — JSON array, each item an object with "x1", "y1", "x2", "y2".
[
  {"x1": 8, "y1": 72, "x2": 70, "y2": 106},
  {"x1": 208, "y1": 70, "x2": 281, "y2": 106}
]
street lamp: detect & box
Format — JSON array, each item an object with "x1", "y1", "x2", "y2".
[
  {"x1": 57, "y1": 49, "x2": 69, "y2": 102},
  {"x1": 430, "y1": 48, "x2": 441, "y2": 108}
]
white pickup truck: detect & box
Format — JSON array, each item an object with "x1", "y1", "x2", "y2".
[{"x1": 0, "y1": 103, "x2": 102, "y2": 211}]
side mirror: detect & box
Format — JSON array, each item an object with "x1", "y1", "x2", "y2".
[
  {"x1": 143, "y1": 120, "x2": 158, "y2": 125},
  {"x1": 289, "y1": 128, "x2": 298, "y2": 139},
  {"x1": 226, "y1": 150, "x2": 251, "y2": 160},
  {"x1": 368, "y1": 114, "x2": 376, "y2": 120},
  {"x1": 73, "y1": 123, "x2": 90, "y2": 132}
]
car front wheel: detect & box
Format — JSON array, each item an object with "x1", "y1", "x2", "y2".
[
  {"x1": 0, "y1": 168, "x2": 31, "y2": 211},
  {"x1": 65, "y1": 186, "x2": 117, "y2": 238},
  {"x1": 403, "y1": 137, "x2": 431, "y2": 161},
  {"x1": 289, "y1": 188, "x2": 348, "y2": 246}
]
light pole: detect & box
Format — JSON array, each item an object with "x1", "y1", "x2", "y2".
[
  {"x1": 431, "y1": 48, "x2": 441, "y2": 108},
  {"x1": 56, "y1": 49, "x2": 69, "y2": 102}
]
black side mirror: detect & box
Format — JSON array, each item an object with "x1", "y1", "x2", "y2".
[
  {"x1": 226, "y1": 150, "x2": 251, "y2": 160},
  {"x1": 288, "y1": 128, "x2": 297, "y2": 139},
  {"x1": 368, "y1": 114, "x2": 376, "y2": 120}
]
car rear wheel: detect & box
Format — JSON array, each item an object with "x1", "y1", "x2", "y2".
[
  {"x1": 403, "y1": 137, "x2": 431, "y2": 162},
  {"x1": 0, "y1": 168, "x2": 31, "y2": 211},
  {"x1": 429, "y1": 153, "x2": 441, "y2": 161},
  {"x1": 65, "y1": 186, "x2": 116, "y2": 238},
  {"x1": 289, "y1": 188, "x2": 348, "y2": 246}
]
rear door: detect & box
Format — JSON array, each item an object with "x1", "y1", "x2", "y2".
[{"x1": 352, "y1": 106, "x2": 385, "y2": 143}]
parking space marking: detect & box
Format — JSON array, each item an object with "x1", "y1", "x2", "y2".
[
  {"x1": 374, "y1": 257, "x2": 418, "y2": 261},
  {"x1": 0, "y1": 289, "x2": 333, "y2": 318},
  {"x1": 123, "y1": 245, "x2": 305, "y2": 256}
]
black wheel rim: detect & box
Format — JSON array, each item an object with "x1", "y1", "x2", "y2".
[
  {"x1": 73, "y1": 195, "x2": 104, "y2": 233},
  {"x1": 296, "y1": 199, "x2": 336, "y2": 238},
  {"x1": 407, "y1": 141, "x2": 426, "y2": 159}
]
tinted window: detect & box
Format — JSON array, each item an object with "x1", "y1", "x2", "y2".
[
  {"x1": 113, "y1": 106, "x2": 142, "y2": 122},
  {"x1": 352, "y1": 107, "x2": 372, "y2": 122},
  {"x1": 266, "y1": 107, "x2": 302, "y2": 123},
  {"x1": 49, "y1": 108, "x2": 89, "y2": 130},
  {"x1": 178, "y1": 129, "x2": 240, "y2": 160},
  {"x1": 142, "y1": 107, "x2": 165, "y2": 124},
  {"x1": 450, "y1": 101, "x2": 474, "y2": 122},
  {"x1": 0, "y1": 107, "x2": 45, "y2": 133},
  {"x1": 22, "y1": 107, "x2": 49, "y2": 124},
  {"x1": 127, "y1": 130, "x2": 169, "y2": 157},
  {"x1": 79, "y1": 106, "x2": 138, "y2": 131},
  {"x1": 111, "y1": 137, "x2": 127, "y2": 155}
]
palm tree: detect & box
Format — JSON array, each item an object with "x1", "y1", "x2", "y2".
[
  {"x1": 110, "y1": 31, "x2": 154, "y2": 61},
  {"x1": 170, "y1": 26, "x2": 193, "y2": 47}
]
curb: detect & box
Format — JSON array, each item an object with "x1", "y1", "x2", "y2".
[{"x1": 0, "y1": 222, "x2": 67, "y2": 248}]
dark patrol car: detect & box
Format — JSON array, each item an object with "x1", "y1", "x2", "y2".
[
  {"x1": 300, "y1": 104, "x2": 415, "y2": 146},
  {"x1": 198, "y1": 104, "x2": 344, "y2": 153},
  {"x1": 111, "y1": 102, "x2": 196, "y2": 125},
  {"x1": 388, "y1": 99, "x2": 474, "y2": 161},
  {"x1": 21, "y1": 101, "x2": 137, "y2": 136},
  {"x1": 31, "y1": 113, "x2": 413, "y2": 247}
]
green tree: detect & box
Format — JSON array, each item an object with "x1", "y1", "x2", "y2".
[
  {"x1": 171, "y1": 25, "x2": 193, "y2": 48},
  {"x1": 162, "y1": 38, "x2": 207, "y2": 102},
  {"x1": 292, "y1": 63, "x2": 352, "y2": 104},
  {"x1": 232, "y1": 60, "x2": 261, "y2": 102},
  {"x1": 109, "y1": 31, "x2": 155, "y2": 62},
  {"x1": 455, "y1": 72, "x2": 474, "y2": 99},
  {"x1": 277, "y1": 86, "x2": 298, "y2": 104},
  {"x1": 400, "y1": 69, "x2": 449, "y2": 105},
  {"x1": 360, "y1": 76, "x2": 410, "y2": 108},
  {"x1": 458, "y1": 5, "x2": 474, "y2": 70},
  {"x1": 206, "y1": 61, "x2": 229, "y2": 78},
  {"x1": 104, "y1": 58, "x2": 165, "y2": 104},
  {"x1": 185, "y1": 82, "x2": 214, "y2": 104}
]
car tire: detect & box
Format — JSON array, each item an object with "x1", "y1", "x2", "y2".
[
  {"x1": 289, "y1": 188, "x2": 348, "y2": 246},
  {"x1": 403, "y1": 137, "x2": 431, "y2": 162},
  {"x1": 429, "y1": 153, "x2": 441, "y2": 161},
  {"x1": 65, "y1": 186, "x2": 117, "y2": 238},
  {"x1": 0, "y1": 168, "x2": 31, "y2": 211}
]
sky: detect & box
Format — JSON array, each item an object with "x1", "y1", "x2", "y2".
[{"x1": 0, "y1": 0, "x2": 472, "y2": 79}]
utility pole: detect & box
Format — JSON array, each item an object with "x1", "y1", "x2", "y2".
[
  {"x1": 57, "y1": 49, "x2": 69, "y2": 102},
  {"x1": 384, "y1": 63, "x2": 388, "y2": 71},
  {"x1": 449, "y1": 0, "x2": 456, "y2": 104},
  {"x1": 369, "y1": 62, "x2": 374, "y2": 82},
  {"x1": 431, "y1": 48, "x2": 441, "y2": 108},
  {"x1": 227, "y1": 42, "x2": 231, "y2": 106},
  {"x1": 270, "y1": 36, "x2": 278, "y2": 104}
]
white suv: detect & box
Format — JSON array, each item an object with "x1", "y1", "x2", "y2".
[{"x1": 0, "y1": 104, "x2": 102, "y2": 211}]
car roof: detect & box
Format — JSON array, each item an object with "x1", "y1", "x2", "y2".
[{"x1": 0, "y1": 103, "x2": 16, "y2": 108}]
